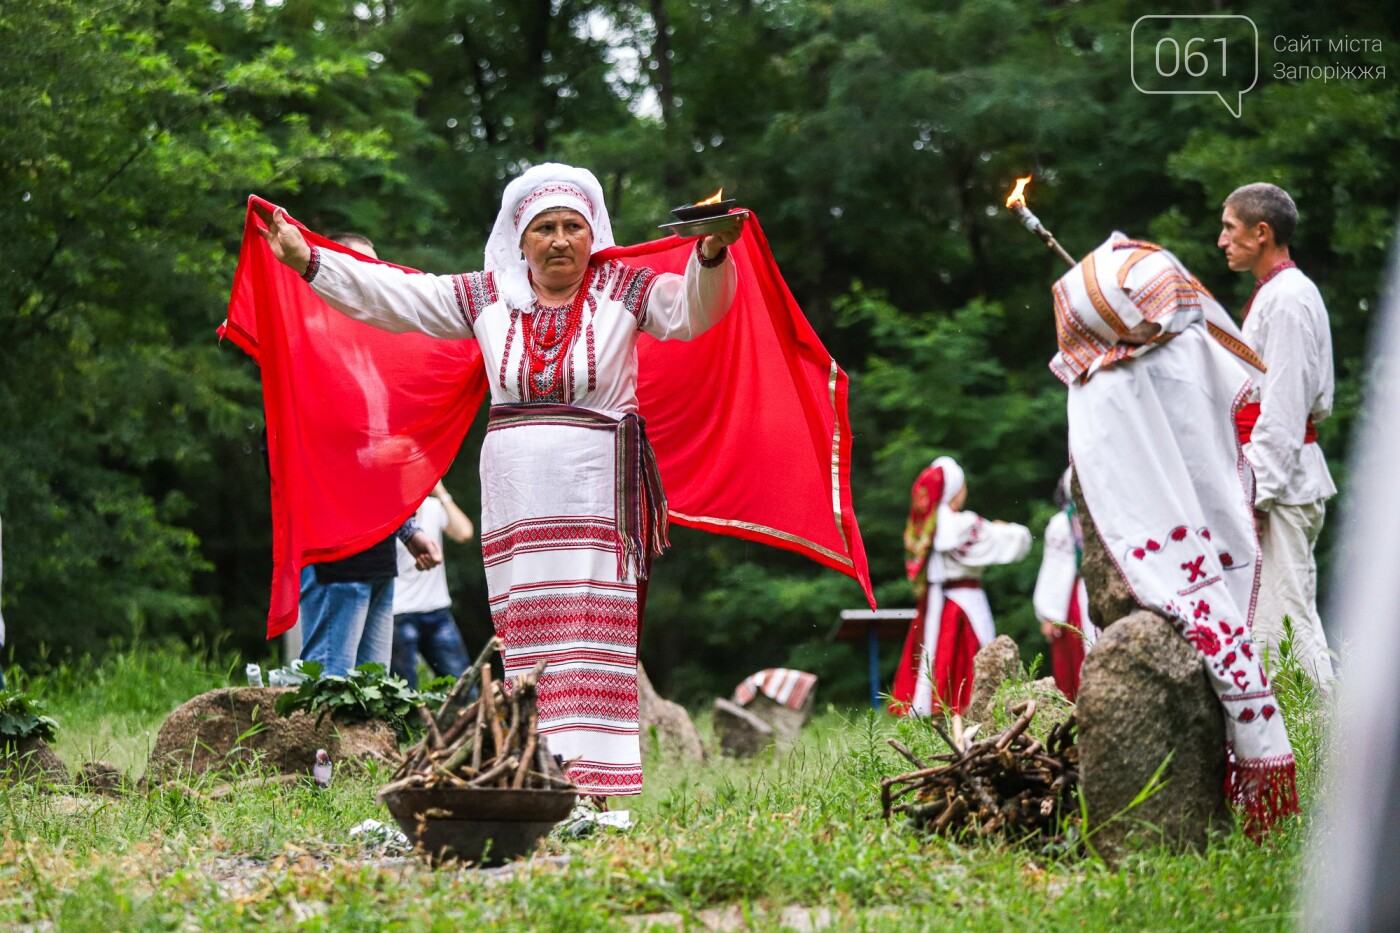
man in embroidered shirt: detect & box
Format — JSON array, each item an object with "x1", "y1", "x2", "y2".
[{"x1": 1218, "y1": 182, "x2": 1337, "y2": 688}]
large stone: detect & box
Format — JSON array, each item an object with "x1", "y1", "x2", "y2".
[
  {"x1": 965, "y1": 635, "x2": 1022, "y2": 725},
  {"x1": 637, "y1": 663, "x2": 705, "y2": 761},
  {"x1": 144, "y1": 687, "x2": 398, "y2": 783},
  {"x1": 0, "y1": 737, "x2": 68, "y2": 788},
  {"x1": 712, "y1": 698, "x2": 774, "y2": 757},
  {"x1": 1072, "y1": 474, "x2": 1140, "y2": 631},
  {"x1": 1078, "y1": 610, "x2": 1229, "y2": 860},
  {"x1": 743, "y1": 692, "x2": 812, "y2": 747}
]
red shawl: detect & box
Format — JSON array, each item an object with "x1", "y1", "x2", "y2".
[{"x1": 222, "y1": 196, "x2": 874, "y2": 638}]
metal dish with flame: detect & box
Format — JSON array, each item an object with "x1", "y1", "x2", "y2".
[
  {"x1": 660, "y1": 187, "x2": 746, "y2": 238},
  {"x1": 659, "y1": 209, "x2": 749, "y2": 239}
]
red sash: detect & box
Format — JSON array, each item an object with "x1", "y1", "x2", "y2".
[{"x1": 1235, "y1": 402, "x2": 1317, "y2": 446}]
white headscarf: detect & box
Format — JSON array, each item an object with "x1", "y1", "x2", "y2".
[
  {"x1": 931, "y1": 455, "x2": 964, "y2": 506},
  {"x1": 484, "y1": 162, "x2": 616, "y2": 311}
]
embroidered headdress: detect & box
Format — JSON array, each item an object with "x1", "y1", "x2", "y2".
[
  {"x1": 903, "y1": 455, "x2": 964, "y2": 598},
  {"x1": 1049, "y1": 233, "x2": 1263, "y2": 385},
  {"x1": 484, "y1": 162, "x2": 616, "y2": 310}
]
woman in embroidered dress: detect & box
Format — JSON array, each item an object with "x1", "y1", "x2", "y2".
[
  {"x1": 1033, "y1": 467, "x2": 1098, "y2": 701},
  {"x1": 258, "y1": 164, "x2": 744, "y2": 802},
  {"x1": 891, "y1": 456, "x2": 1032, "y2": 716}
]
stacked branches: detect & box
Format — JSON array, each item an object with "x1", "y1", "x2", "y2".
[
  {"x1": 881, "y1": 701, "x2": 1079, "y2": 841},
  {"x1": 379, "y1": 638, "x2": 572, "y2": 794}
]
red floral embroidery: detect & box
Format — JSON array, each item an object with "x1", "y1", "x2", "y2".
[
  {"x1": 1132, "y1": 547, "x2": 1147, "y2": 560},
  {"x1": 1146, "y1": 539, "x2": 1161, "y2": 552},
  {"x1": 1189, "y1": 624, "x2": 1221, "y2": 656},
  {"x1": 1170, "y1": 525, "x2": 1188, "y2": 541},
  {"x1": 1239, "y1": 708, "x2": 1256, "y2": 722},
  {"x1": 1221, "y1": 651, "x2": 1237, "y2": 668},
  {"x1": 1201, "y1": 528, "x2": 1212, "y2": 540},
  {"x1": 1192, "y1": 600, "x2": 1211, "y2": 619},
  {"x1": 1232, "y1": 670, "x2": 1249, "y2": 690},
  {"x1": 1220, "y1": 552, "x2": 1234, "y2": 567},
  {"x1": 1261, "y1": 705, "x2": 1276, "y2": 720},
  {"x1": 1242, "y1": 643, "x2": 1253, "y2": 660}
]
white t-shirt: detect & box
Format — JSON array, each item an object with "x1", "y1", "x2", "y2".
[{"x1": 394, "y1": 497, "x2": 452, "y2": 614}]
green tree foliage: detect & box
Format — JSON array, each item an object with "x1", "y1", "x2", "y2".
[{"x1": 1, "y1": 0, "x2": 1395, "y2": 704}]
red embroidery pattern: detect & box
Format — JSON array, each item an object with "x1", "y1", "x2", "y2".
[
  {"x1": 494, "y1": 595, "x2": 639, "y2": 649},
  {"x1": 953, "y1": 517, "x2": 986, "y2": 562},
  {"x1": 1122, "y1": 524, "x2": 1245, "y2": 592},
  {"x1": 559, "y1": 762, "x2": 643, "y2": 795},
  {"x1": 499, "y1": 308, "x2": 519, "y2": 393},
  {"x1": 586, "y1": 320, "x2": 597, "y2": 393},
  {"x1": 1132, "y1": 266, "x2": 1202, "y2": 324},
  {"x1": 530, "y1": 669, "x2": 639, "y2": 722},
  {"x1": 481, "y1": 516, "x2": 618, "y2": 568},
  {"x1": 450, "y1": 270, "x2": 497, "y2": 325},
  {"x1": 513, "y1": 182, "x2": 594, "y2": 227},
  {"x1": 1240, "y1": 260, "x2": 1297, "y2": 320},
  {"x1": 605, "y1": 261, "x2": 658, "y2": 325}
]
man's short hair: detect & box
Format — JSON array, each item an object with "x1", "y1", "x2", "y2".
[
  {"x1": 1224, "y1": 183, "x2": 1298, "y2": 247},
  {"x1": 328, "y1": 231, "x2": 376, "y2": 254}
]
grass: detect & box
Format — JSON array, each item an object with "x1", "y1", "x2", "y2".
[{"x1": 0, "y1": 642, "x2": 1318, "y2": 931}]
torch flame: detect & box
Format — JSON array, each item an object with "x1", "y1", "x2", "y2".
[
  {"x1": 694, "y1": 187, "x2": 725, "y2": 206},
  {"x1": 1004, "y1": 175, "x2": 1032, "y2": 209}
]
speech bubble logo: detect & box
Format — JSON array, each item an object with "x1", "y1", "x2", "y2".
[{"x1": 1131, "y1": 15, "x2": 1258, "y2": 118}]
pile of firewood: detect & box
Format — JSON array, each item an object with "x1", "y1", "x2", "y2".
[
  {"x1": 880, "y1": 701, "x2": 1078, "y2": 840},
  {"x1": 379, "y1": 638, "x2": 573, "y2": 795}
]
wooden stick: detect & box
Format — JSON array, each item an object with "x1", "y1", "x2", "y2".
[
  {"x1": 391, "y1": 742, "x2": 423, "y2": 779},
  {"x1": 527, "y1": 770, "x2": 575, "y2": 788},
  {"x1": 500, "y1": 689, "x2": 521, "y2": 757},
  {"x1": 887, "y1": 740, "x2": 929, "y2": 770},
  {"x1": 467, "y1": 756, "x2": 518, "y2": 787},
  {"x1": 995, "y1": 700, "x2": 1036, "y2": 752},
  {"x1": 512, "y1": 708, "x2": 538, "y2": 789},
  {"x1": 436, "y1": 637, "x2": 501, "y2": 728},
  {"x1": 471, "y1": 684, "x2": 488, "y2": 771},
  {"x1": 485, "y1": 682, "x2": 506, "y2": 758},
  {"x1": 431, "y1": 762, "x2": 470, "y2": 787},
  {"x1": 376, "y1": 773, "x2": 427, "y2": 797},
  {"x1": 416, "y1": 705, "x2": 443, "y2": 749},
  {"x1": 439, "y1": 698, "x2": 480, "y2": 748}
]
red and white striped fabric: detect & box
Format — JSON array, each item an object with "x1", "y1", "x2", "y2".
[
  {"x1": 732, "y1": 668, "x2": 818, "y2": 711},
  {"x1": 483, "y1": 408, "x2": 646, "y2": 796}
]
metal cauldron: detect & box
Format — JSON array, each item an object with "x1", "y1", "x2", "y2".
[{"x1": 378, "y1": 785, "x2": 578, "y2": 866}]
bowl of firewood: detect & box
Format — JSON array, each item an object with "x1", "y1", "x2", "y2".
[{"x1": 377, "y1": 640, "x2": 578, "y2": 866}]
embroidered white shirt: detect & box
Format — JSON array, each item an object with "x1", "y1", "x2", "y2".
[
  {"x1": 927, "y1": 508, "x2": 1032, "y2": 584},
  {"x1": 1240, "y1": 267, "x2": 1337, "y2": 509},
  {"x1": 306, "y1": 247, "x2": 737, "y2": 416}
]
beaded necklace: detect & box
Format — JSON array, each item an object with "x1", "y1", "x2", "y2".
[{"x1": 521, "y1": 265, "x2": 593, "y2": 402}]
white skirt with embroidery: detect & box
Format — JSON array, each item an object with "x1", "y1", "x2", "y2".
[{"x1": 480, "y1": 416, "x2": 642, "y2": 796}]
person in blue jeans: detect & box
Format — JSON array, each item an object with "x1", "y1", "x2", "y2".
[
  {"x1": 391, "y1": 480, "x2": 476, "y2": 688},
  {"x1": 295, "y1": 233, "x2": 442, "y2": 678}
]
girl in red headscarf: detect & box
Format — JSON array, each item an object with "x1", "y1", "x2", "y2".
[{"x1": 892, "y1": 456, "x2": 1031, "y2": 716}]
